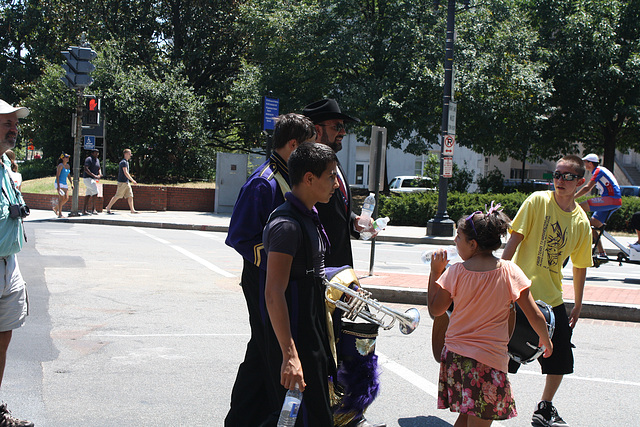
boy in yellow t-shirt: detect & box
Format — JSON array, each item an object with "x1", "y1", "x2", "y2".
[{"x1": 502, "y1": 154, "x2": 592, "y2": 427}]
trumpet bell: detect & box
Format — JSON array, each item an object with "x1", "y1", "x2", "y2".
[{"x1": 399, "y1": 308, "x2": 420, "y2": 335}]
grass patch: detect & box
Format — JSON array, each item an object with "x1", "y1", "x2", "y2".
[{"x1": 21, "y1": 176, "x2": 216, "y2": 194}]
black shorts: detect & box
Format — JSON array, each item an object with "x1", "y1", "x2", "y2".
[{"x1": 509, "y1": 304, "x2": 574, "y2": 375}]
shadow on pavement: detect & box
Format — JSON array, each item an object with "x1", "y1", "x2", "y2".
[{"x1": 398, "y1": 415, "x2": 452, "y2": 427}]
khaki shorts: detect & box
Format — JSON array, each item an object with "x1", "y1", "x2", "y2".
[
  {"x1": 0, "y1": 254, "x2": 28, "y2": 332},
  {"x1": 114, "y1": 181, "x2": 133, "y2": 199}
]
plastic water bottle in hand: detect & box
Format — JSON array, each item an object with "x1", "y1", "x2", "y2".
[
  {"x1": 358, "y1": 193, "x2": 375, "y2": 228},
  {"x1": 277, "y1": 384, "x2": 303, "y2": 427},
  {"x1": 421, "y1": 245, "x2": 458, "y2": 265},
  {"x1": 360, "y1": 216, "x2": 390, "y2": 241},
  {"x1": 358, "y1": 193, "x2": 376, "y2": 240}
]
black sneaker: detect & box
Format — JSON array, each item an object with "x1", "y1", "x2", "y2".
[
  {"x1": 0, "y1": 403, "x2": 33, "y2": 427},
  {"x1": 531, "y1": 401, "x2": 568, "y2": 427},
  {"x1": 549, "y1": 405, "x2": 569, "y2": 427}
]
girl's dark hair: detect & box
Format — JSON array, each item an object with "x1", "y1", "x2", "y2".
[
  {"x1": 5, "y1": 150, "x2": 18, "y2": 172},
  {"x1": 457, "y1": 209, "x2": 511, "y2": 251}
]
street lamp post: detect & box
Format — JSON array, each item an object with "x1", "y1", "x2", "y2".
[{"x1": 427, "y1": 0, "x2": 465, "y2": 237}]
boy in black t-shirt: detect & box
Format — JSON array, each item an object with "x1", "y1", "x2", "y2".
[{"x1": 261, "y1": 142, "x2": 338, "y2": 427}]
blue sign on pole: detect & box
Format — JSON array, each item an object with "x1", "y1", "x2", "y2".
[
  {"x1": 84, "y1": 135, "x2": 96, "y2": 150},
  {"x1": 263, "y1": 97, "x2": 279, "y2": 131}
]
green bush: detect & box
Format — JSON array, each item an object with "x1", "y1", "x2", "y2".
[
  {"x1": 476, "y1": 167, "x2": 505, "y2": 193},
  {"x1": 378, "y1": 191, "x2": 640, "y2": 232},
  {"x1": 604, "y1": 197, "x2": 640, "y2": 232},
  {"x1": 19, "y1": 158, "x2": 56, "y2": 180}
]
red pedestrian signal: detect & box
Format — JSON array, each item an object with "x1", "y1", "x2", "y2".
[{"x1": 83, "y1": 95, "x2": 100, "y2": 126}]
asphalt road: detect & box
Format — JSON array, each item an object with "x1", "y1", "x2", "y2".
[{"x1": 4, "y1": 222, "x2": 640, "y2": 426}]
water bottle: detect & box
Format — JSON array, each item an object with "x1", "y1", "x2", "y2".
[
  {"x1": 373, "y1": 217, "x2": 390, "y2": 231},
  {"x1": 360, "y1": 216, "x2": 390, "y2": 241},
  {"x1": 358, "y1": 193, "x2": 375, "y2": 229},
  {"x1": 421, "y1": 245, "x2": 458, "y2": 265},
  {"x1": 277, "y1": 384, "x2": 303, "y2": 427}
]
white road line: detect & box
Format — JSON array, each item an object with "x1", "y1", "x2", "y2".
[
  {"x1": 133, "y1": 228, "x2": 236, "y2": 278},
  {"x1": 89, "y1": 333, "x2": 249, "y2": 338},
  {"x1": 517, "y1": 368, "x2": 640, "y2": 387},
  {"x1": 377, "y1": 352, "x2": 438, "y2": 398},
  {"x1": 187, "y1": 230, "x2": 226, "y2": 241}
]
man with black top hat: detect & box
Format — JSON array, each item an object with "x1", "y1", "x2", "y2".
[
  {"x1": 302, "y1": 99, "x2": 369, "y2": 267},
  {"x1": 303, "y1": 99, "x2": 385, "y2": 427},
  {"x1": 82, "y1": 149, "x2": 102, "y2": 215},
  {"x1": 0, "y1": 99, "x2": 34, "y2": 427}
]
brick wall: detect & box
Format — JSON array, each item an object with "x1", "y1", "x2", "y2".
[{"x1": 22, "y1": 184, "x2": 215, "y2": 213}]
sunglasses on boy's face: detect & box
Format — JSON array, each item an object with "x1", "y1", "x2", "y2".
[{"x1": 553, "y1": 171, "x2": 581, "y2": 181}]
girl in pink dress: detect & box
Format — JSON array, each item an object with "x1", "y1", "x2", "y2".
[{"x1": 428, "y1": 203, "x2": 553, "y2": 426}]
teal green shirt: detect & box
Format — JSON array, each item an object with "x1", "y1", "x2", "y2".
[{"x1": 0, "y1": 154, "x2": 24, "y2": 256}]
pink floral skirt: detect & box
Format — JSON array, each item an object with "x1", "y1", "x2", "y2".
[{"x1": 438, "y1": 347, "x2": 517, "y2": 420}]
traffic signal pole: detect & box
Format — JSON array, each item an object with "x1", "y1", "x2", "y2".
[
  {"x1": 70, "y1": 89, "x2": 84, "y2": 216},
  {"x1": 60, "y1": 35, "x2": 97, "y2": 216}
]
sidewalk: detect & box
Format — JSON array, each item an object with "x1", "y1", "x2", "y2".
[{"x1": 26, "y1": 208, "x2": 640, "y2": 322}]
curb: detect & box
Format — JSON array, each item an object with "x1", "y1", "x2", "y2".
[{"x1": 56, "y1": 216, "x2": 229, "y2": 233}]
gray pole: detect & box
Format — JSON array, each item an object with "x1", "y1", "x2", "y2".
[
  {"x1": 427, "y1": 0, "x2": 456, "y2": 237},
  {"x1": 70, "y1": 89, "x2": 83, "y2": 216},
  {"x1": 368, "y1": 129, "x2": 384, "y2": 276}
]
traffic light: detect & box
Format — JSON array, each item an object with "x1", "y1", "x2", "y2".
[
  {"x1": 83, "y1": 95, "x2": 100, "y2": 126},
  {"x1": 61, "y1": 46, "x2": 97, "y2": 89}
]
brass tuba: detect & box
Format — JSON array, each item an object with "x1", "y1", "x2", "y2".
[{"x1": 324, "y1": 268, "x2": 420, "y2": 335}]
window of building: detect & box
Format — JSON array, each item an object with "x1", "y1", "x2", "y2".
[
  {"x1": 415, "y1": 155, "x2": 428, "y2": 176},
  {"x1": 510, "y1": 168, "x2": 530, "y2": 180},
  {"x1": 355, "y1": 163, "x2": 367, "y2": 186}
]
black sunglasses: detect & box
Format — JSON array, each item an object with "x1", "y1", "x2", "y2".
[
  {"x1": 553, "y1": 171, "x2": 581, "y2": 181},
  {"x1": 318, "y1": 123, "x2": 346, "y2": 132}
]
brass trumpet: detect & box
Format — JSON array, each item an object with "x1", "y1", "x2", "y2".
[{"x1": 324, "y1": 278, "x2": 420, "y2": 335}]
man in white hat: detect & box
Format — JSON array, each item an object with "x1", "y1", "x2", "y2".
[
  {"x1": 0, "y1": 99, "x2": 34, "y2": 426},
  {"x1": 576, "y1": 153, "x2": 622, "y2": 257}
]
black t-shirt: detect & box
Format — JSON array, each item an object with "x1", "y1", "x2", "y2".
[
  {"x1": 83, "y1": 156, "x2": 100, "y2": 178},
  {"x1": 263, "y1": 215, "x2": 325, "y2": 279}
]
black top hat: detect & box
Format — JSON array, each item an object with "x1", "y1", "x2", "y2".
[{"x1": 302, "y1": 99, "x2": 360, "y2": 124}]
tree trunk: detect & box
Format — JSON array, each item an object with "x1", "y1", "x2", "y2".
[{"x1": 602, "y1": 122, "x2": 619, "y2": 172}]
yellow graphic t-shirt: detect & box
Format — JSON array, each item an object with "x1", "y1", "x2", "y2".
[{"x1": 511, "y1": 191, "x2": 593, "y2": 307}]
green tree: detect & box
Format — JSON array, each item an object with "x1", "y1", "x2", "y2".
[
  {"x1": 21, "y1": 62, "x2": 76, "y2": 164},
  {"x1": 454, "y1": 0, "x2": 554, "y2": 165},
  {"x1": 422, "y1": 153, "x2": 440, "y2": 183},
  {"x1": 530, "y1": 0, "x2": 640, "y2": 170},
  {"x1": 476, "y1": 167, "x2": 505, "y2": 193},
  {"x1": 237, "y1": 0, "x2": 444, "y2": 153},
  {"x1": 448, "y1": 162, "x2": 475, "y2": 193},
  {"x1": 22, "y1": 42, "x2": 212, "y2": 182}
]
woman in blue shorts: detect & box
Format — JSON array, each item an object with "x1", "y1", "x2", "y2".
[{"x1": 54, "y1": 152, "x2": 72, "y2": 218}]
